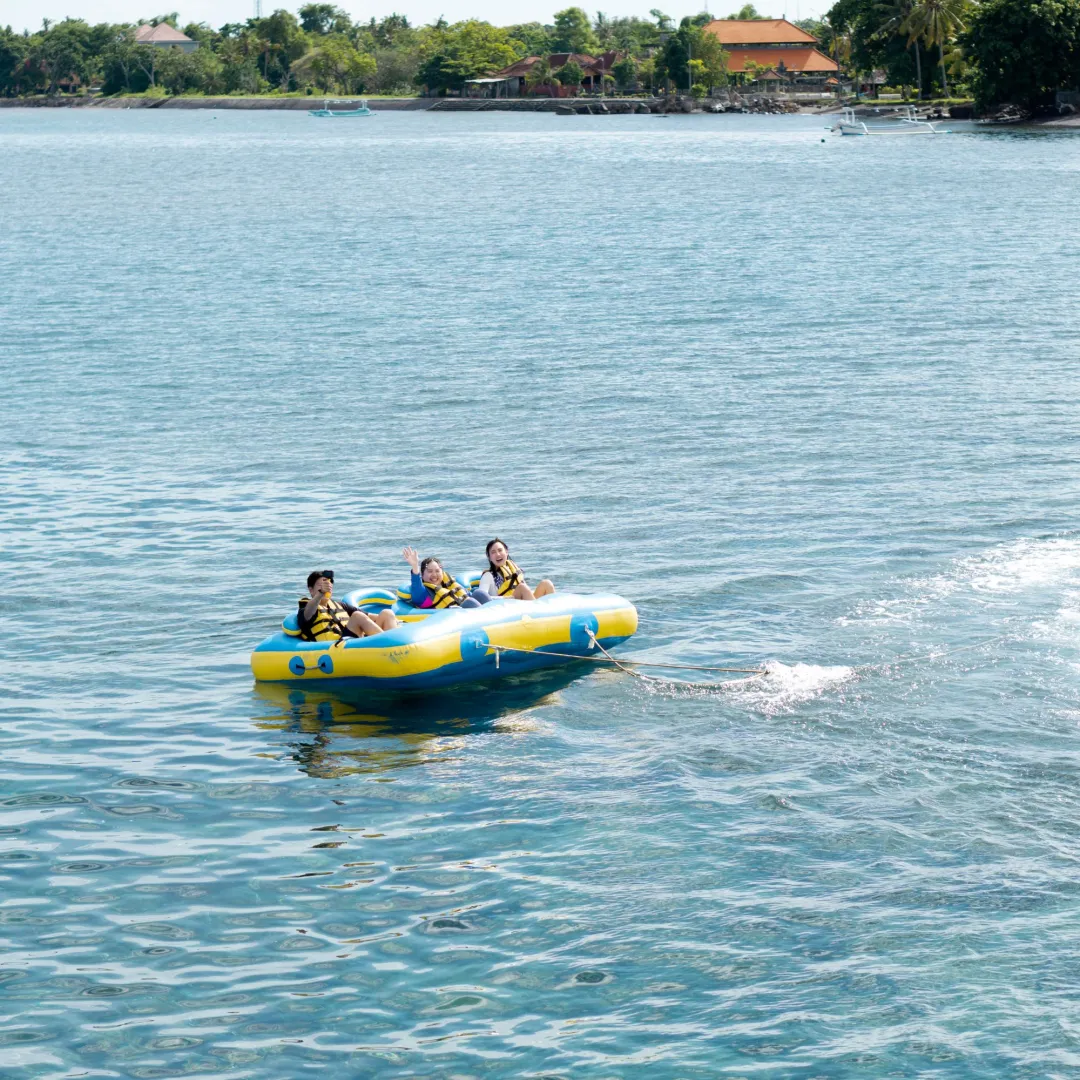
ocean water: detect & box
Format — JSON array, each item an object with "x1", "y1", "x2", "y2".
[{"x1": 3, "y1": 107, "x2": 1080, "y2": 1078}]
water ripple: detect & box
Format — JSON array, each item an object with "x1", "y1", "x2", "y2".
[{"x1": 2, "y1": 108, "x2": 1080, "y2": 1078}]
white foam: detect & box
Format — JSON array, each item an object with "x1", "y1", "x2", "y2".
[
  {"x1": 957, "y1": 538, "x2": 1080, "y2": 595},
  {"x1": 730, "y1": 660, "x2": 855, "y2": 713},
  {"x1": 848, "y1": 537, "x2": 1080, "y2": 629}
]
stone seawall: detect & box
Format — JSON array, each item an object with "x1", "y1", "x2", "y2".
[{"x1": 0, "y1": 95, "x2": 428, "y2": 110}]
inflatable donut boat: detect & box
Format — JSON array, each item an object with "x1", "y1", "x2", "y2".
[{"x1": 250, "y1": 584, "x2": 638, "y2": 692}]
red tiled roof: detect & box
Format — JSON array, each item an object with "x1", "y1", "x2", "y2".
[
  {"x1": 548, "y1": 53, "x2": 599, "y2": 69},
  {"x1": 492, "y1": 52, "x2": 617, "y2": 80},
  {"x1": 492, "y1": 55, "x2": 542, "y2": 78},
  {"x1": 703, "y1": 18, "x2": 818, "y2": 45},
  {"x1": 135, "y1": 22, "x2": 195, "y2": 44},
  {"x1": 724, "y1": 46, "x2": 838, "y2": 73},
  {"x1": 594, "y1": 50, "x2": 624, "y2": 71}
]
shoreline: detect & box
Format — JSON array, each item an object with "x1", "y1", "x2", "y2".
[
  {"x1": 3, "y1": 94, "x2": 1075, "y2": 125},
  {"x1": 0, "y1": 95, "x2": 430, "y2": 110},
  {"x1": 0, "y1": 94, "x2": 809, "y2": 115},
  {"x1": 0, "y1": 95, "x2": 867, "y2": 116}
]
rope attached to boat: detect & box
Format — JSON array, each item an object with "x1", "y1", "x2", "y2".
[
  {"x1": 487, "y1": 642, "x2": 765, "y2": 676},
  {"x1": 486, "y1": 630, "x2": 1009, "y2": 691},
  {"x1": 486, "y1": 632, "x2": 769, "y2": 691}
]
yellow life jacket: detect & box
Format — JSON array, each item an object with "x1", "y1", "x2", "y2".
[
  {"x1": 297, "y1": 597, "x2": 352, "y2": 641},
  {"x1": 489, "y1": 557, "x2": 524, "y2": 597},
  {"x1": 425, "y1": 572, "x2": 469, "y2": 609}
]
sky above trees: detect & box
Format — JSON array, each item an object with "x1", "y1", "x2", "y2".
[{"x1": 0, "y1": 0, "x2": 830, "y2": 37}]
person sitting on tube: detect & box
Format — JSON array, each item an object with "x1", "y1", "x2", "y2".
[
  {"x1": 476, "y1": 538, "x2": 555, "y2": 601},
  {"x1": 298, "y1": 570, "x2": 397, "y2": 641},
  {"x1": 402, "y1": 547, "x2": 487, "y2": 609}
]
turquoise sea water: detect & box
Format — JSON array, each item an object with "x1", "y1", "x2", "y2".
[{"x1": 3, "y1": 107, "x2": 1080, "y2": 1078}]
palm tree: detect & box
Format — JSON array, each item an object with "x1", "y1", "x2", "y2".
[
  {"x1": 902, "y1": 0, "x2": 967, "y2": 97},
  {"x1": 877, "y1": 0, "x2": 921, "y2": 99},
  {"x1": 525, "y1": 57, "x2": 555, "y2": 96}
]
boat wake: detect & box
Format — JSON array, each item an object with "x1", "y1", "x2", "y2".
[
  {"x1": 747, "y1": 660, "x2": 856, "y2": 712},
  {"x1": 642, "y1": 659, "x2": 854, "y2": 714},
  {"x1": 845, "y1": 536, "x2": 1080, "y2": 626},
  {"x1": 633, "y1": 537, "x2": 1080, "y2": 713}
]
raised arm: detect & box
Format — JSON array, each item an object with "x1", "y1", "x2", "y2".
[{"x1": 303, "y1": 580, "x2": 330, "y2": 623}]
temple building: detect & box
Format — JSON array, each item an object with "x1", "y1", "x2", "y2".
[{"x1": 701, "y1": 19, "x2": 838, "y2": 83}]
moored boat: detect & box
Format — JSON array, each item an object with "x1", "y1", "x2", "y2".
[
  {"x1": 831, "y1": 105, "x2": 948, "y2": 135},
  {"x1": 309, "y1": 98, "x2": 373, "y2": 117}
]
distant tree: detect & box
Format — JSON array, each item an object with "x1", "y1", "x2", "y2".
[
  {"x1": 826, "y1": 0, "x2": 922, "y2": 89},
  {"x1": 366, "y1": 13, "x2": 412, "y2": 47},
  {"x1": 415, "y1": 20, "x2": 519, "y2": 93},
  {"x1": 101, "y1": 27, "x2": 154, "y2": 92},
  {"x1": 964, "y1": 0, "x2": 1080, "y2": 108},
  {"x1": 728, "y1": 4, "x2": 766, "y2": 17},
  {"x1": 612, "y1": 53, "x2": 636, "y2": 88},
  {"x1": 555, "y1": 57, "x2": 584, "y2": 90},
  {"x1": 0, "y1": 27, "x2": 36, "y2": 95},
  {"x1": 369, "y1": 45, "x2": 419, "y2": 92},
  {"x1": 416, "y1": 51, "x2": 456, "y2": 93},
  {"x1": 878, "y1": 0, "x2": 923, "y2": 96},
  {"x1": 525, "y1": 55, "x2": 556, "y2": 93},
  {"x1": 505, "y1": 21, "x2": 552, "y2": 55},
  {"x1": 249, "y1": 9, "x2": 308, "y2": 89},
  {"x1": 157, "y1": 44, "x2": 223, "y2": 93},
  {"x1": 310, "y1": 34, "x2": 375, "y2": 92},
  {"x1": 181, "y1": 22, "x2": 218, "y2": 45},
  {"x1": 32, "y1": 19, "x2": 92, "y2": 93},
  {"x1": 657, "y1": 19, "x2": 727, "y2": 91},
  {"x1": 903, "y1": 0, "x2": 967, "y2": 96},
  {"x1": 795, "y1": 16, "x2": 830, "y2": 42},
  {"x1": 298, "y1": 4, "x2": 340, "y2": 34},
  {"x1": 743, "y1": 56, "x2": 767, "y2": 82},
  {"x1": 551, "y1": 7, "x2": 597, "y2": 53},
  {"x1": 696, "y1": 25, "x2": 730, "y2": 87},
  {"x1": 650, "y1": 9, "x2": 674, "y2": 31},
  {"x1": 603, "y1": 16, "x2": 661, "y2": 52}
]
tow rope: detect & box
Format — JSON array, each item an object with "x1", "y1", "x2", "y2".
[
  {"x1": 488, "y1": 629, "x2": 768, "y2": 690},
  {"x1": 486, "y1": 630, "x2": 1010, "y2": 691}
]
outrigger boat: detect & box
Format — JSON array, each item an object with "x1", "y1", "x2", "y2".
[
  {"x1": 309, "y1": 98, "x2": 372, "y2": 117},
  {"x1": 831, "y1": 105, "x2": 948, "y2": 135}
]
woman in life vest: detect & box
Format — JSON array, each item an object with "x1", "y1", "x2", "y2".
[
  {"x1": 477, "y1": 538, "x2": 555, "y2": 601},
  {"x1": 299, "y1": 570, "x2": 397, "y2": 640},
  {"x1": 402, "y1": 546, "x2": 484, "y2": 609}
]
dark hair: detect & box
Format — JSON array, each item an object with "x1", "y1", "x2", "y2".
[
  {"x1": 419, "y1": 557, "x2": 442, "y2": 580},
  {"x1": 307, "y1": 569, "x2": 334, "y2": 589},
  {"x1": 486, "y1": 538, "x2": 508, "y2": 575}
]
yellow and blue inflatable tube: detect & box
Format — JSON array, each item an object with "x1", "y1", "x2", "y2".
[{"x1": 251, "y1": 591, "x2": 638, "y2": 691}]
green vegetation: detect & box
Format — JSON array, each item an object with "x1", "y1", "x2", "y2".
[
  {"x1": 825, "y1": 0, "x2": 1080, "y2": 109},
  {"x1": 656, "y1": 15, "x2": 730, "y2": 93},
  {"x1": 965, "y1": 0, "x2": 1080, "y2": 109},
  {"x1": 2, "y1": 2, "x2": 1074, "y2": 111},
  {"x1": 0, "y1": 6, "x2": 684, "y2": 98}
]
